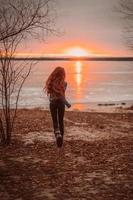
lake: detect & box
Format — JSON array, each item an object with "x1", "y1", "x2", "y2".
[{"x1": 19, "y1": 60, "x2": 133, "y2": 110}]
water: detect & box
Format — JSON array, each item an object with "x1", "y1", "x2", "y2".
[{"x1": 19, "y1": 60, "x2": 133, "y2": 110}]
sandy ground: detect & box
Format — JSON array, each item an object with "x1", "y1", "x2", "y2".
[{"x1": 0, "y1": 108, "x2": 133, "y2": 200}]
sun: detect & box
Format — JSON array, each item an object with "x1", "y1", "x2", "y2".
[{"x1": 64, "y1": 47, "x2": 90, "y2": 57}]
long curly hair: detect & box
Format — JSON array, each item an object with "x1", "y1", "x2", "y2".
[{"x1": 45, "y1": 66, "x2": 65, "y2": 98}]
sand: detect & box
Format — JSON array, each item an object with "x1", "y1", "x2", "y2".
[{"x1": 0, "y1": 108, "x2": 133, "y2": 200}]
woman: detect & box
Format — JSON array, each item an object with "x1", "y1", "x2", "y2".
[{"x1": 45, "y1": 67, "x2": 71, "y2": 148}]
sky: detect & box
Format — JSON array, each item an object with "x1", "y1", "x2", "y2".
[{"x1": 19, "y1": 0, "x2": 132, "y2": 56}]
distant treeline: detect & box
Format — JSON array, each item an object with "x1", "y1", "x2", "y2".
[{"x1": 3, "y1": 56, "x2": 133, "y2": 61}]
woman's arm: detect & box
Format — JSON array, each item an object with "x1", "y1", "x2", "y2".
[{"x1": 64, "y1": 81, "x2": 67, "y2": 90}]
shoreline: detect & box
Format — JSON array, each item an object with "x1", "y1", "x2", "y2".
[{"x1": 12, "y1": 100, "x2": 133, "y2": 113}]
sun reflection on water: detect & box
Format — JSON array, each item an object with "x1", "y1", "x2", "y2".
[
  {"x1": 75, "y1": 61, "x2": 82, "y2": 87},
  {"x1": 76, "y1": 61, "x2": 81, "y2": 73}
]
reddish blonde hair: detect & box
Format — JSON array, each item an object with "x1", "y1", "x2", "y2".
[{"x1": 45, "y1": 66, "x2": 65, "y2": 98}]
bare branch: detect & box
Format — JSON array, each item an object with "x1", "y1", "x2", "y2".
[
  {"x1": 0, "y1": 0, "x2": 56, "y2": 144},
  {"x1": 119, "y1": 0, "x2": 133, "y2": 49},
  {"x1": 0, "y1": 0, "x2": 55, "y2": 42}
]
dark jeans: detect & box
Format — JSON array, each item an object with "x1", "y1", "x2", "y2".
[{"x1": 50, "y1": 99, "x2": 65, "y2": 136}]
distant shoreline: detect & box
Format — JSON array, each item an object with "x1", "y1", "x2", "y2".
[{"x1": 2, "y1": 56, "x2": 133, "y2": 61}]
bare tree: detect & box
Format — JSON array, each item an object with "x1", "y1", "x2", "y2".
[
  {"x1": 119, "y1": 0, "x2": 133, "y2": 49},
  {"x1": 0, "y1": 0, "x2": 55, "y2": 145}
]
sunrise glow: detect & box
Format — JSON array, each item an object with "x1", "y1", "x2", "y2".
[{"x1": 64, "y1": 47, "x2": 91, "y2": 57}]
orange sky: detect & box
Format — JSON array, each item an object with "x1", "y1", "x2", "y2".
[
  {"x1": 17, "y1": 0, "x2": 133, "y2": 57},
  {"x1": 17, "y1": 38, "x2": 132, "y2": 57}
]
